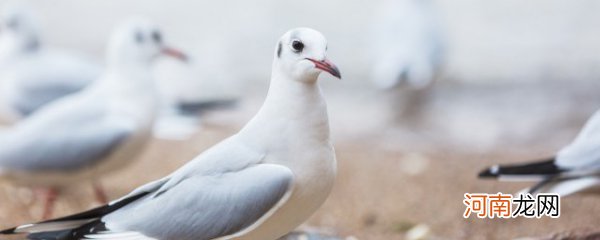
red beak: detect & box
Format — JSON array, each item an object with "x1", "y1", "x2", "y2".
[
  {"x1": 162, "y1": 47, "x2": 188, "y2": 62},
  {"x1": 306, "y1": 58, "x2": 341, "y2": 79}
]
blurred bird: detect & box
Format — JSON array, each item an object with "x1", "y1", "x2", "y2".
[
  {"x1": 370, "y1": 0, "x2": 444, "y2": 90},
  {"x1": 1, "y1": 27, "x2": 340, "y2": 240},
  {"x1": 479, "y1": 110, "x2": 600, "y2": 196},
  {"x1": 148, "y1": 37, "x2": 241, "y2": 140},
  {"x1": 0, "y1": 4, "x2": 102, "y2": 120},
  {"x1": 0, "y1": 18, "x2": 186, "y2": 219},
  {"x1": 152, "y1": 61, "x2": 239, "y2": 140},
  {"x1": 154, "y1": 58, "x2": 239, "y2": 118},
  {"x1": 152, "y1": 98, "x2": 238, "y2": 141}
]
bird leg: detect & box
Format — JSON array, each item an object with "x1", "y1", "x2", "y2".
[
  {"x1": 41, "y1": 188, "x2": 58, "y2": 220},
  {"x1": 92, "y1": 181, "x2": 108, "y2": 204}
]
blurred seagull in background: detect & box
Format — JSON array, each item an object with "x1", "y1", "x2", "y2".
[
  {"x1": 0, "y1": 18, "x2": 187, "y2": 219},
  {"x1": 479, "y1": 109, "x2": 600, "y2": 196},
  {"x1": 155, "y1": 61, "x2": 238, "y2": 117},
  {"x1": 0, "y1": 4, "x2": 102, "y2": 120},
  {"x1": 152, "y1": 60, "x2": 239, "y2": 140},
  {"x1": 370, "y1": 0, "x2": 444, "y2": 90},
  {"x1": 152, "y1": 98, "x2": 238, "y2": 141},
  {"x1": 1, "y1": 27, "x2": 340, "y2": 240}
]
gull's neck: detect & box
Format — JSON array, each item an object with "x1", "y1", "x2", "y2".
[
  {"x1": 104, "y1": 59, "x2": 154, "y2": 92},
  {"x1": 98, "y1": 59, "x2": 157, "y2": 117},
  {"x1": 107, "y1": 54, "x2": 154, "y2": 75},
  {"x1": 239, "y1": 66, "x2": 330, "y2": 147}
]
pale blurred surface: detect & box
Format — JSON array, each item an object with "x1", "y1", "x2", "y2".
[
  {"x1": 0, "y1": 0, "x2": 599, "y2": 239},
  {"x1": 1, "y1": 0, "x2": 599, "y2": 84}
]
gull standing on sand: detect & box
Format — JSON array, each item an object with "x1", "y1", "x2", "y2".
[
  {"x1": 1, "y1": 27, "x2": 341, "y2": 240},
  {"x1": 479, "y1": 109, "x2": 600, "y2": 196},
  {"x1": 0, "y1": 4, "x2": 102, "y2": 119},
  {"x1": 369, "y1": 0, "x2": 444, "y2": 125},
  {"x1": 0, "y1": 18, "x2": 187, "y2": 219},
  {"x1": 370, "y1": 0, "x2": 444, "y2": 90}
]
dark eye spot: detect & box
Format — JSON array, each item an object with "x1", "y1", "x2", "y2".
[
  {"x1": 291, "y1": 40, "x2": 304, "y2": 53},
  {"x1": 135, "y1": 31, "x2": 144, "y2": 43},
  {"x1": 277, "y1": 42, "x2": 282, "y2": 58},
  {"x1": 152, "y1": 31, "x2": 162, "y2": 43},
  {"x1": 7, "y1": 18, "x2": 18, "y2": 30}
]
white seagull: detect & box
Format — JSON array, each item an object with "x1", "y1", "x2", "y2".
[
  {"x1": 479, "y1": 109, "x2": 600, "y2": 196},
  {"x1": 0, "y1": 18, "x2": 186, "y2": 219},
  {"x1": 370, "y1": 0, "x2": 444, "y2": 90},
  {"x1": 0, "y1": 27, "x2": 341, "y2": 240},
  {"x1": 0, "y1": 4, "x2": 102, "y2": 119}
]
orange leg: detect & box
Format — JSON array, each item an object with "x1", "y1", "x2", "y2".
[
  {"x1": 41, "y1": 188, "x2": 58, "y2": 220},
  {"x1": 92, "y1": 181, "x2": 108, "y2": 204}
]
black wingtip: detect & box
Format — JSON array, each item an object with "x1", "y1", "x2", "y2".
[
  {"x1": 27, "y1": 220, "x2": 106, "y2": 240},
  {"x1": 177, "y1": 99, "x2": 238, "y2": 116},
  {"x1": 477, "y1": 157, "x2": 561, "y2": 179},
  {"x1": 0, "y1": 191, "x2": 150, "y2": 239},
  {"x1": 0, "y1": 227, "x2": 17, "y2": 235}
]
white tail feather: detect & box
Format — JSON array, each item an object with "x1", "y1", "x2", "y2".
[{"x1": 15, "y1": 219, "x2": 95, "y2": 233}]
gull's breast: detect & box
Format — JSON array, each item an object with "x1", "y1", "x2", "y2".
[{"x1": 235, "y1": 144, "x2": 336, "y2": 240}]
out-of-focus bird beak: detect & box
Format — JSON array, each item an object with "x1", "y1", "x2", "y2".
[
  {"x1": 162, "y1": 46, "x2": 188, "y2": 62},
  {"x1": 306, "y1": 58, "x2": 341, "y2": 79}
]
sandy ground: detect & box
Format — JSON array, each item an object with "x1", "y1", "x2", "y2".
[{"x1": 1, "y1": 81, "x2": 600, "y2": 240}]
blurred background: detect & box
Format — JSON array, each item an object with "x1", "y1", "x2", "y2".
[{"x1": 0, "y1": 0, "x2": 600, "y2": 239}]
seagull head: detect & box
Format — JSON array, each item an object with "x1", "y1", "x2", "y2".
[
  {"x1": 273, "y1": 28, "x2": 341, "y2": 82},
  {"x1": 107, "y1": 18, "x2": 187, "y2": 68},
  {"x1": 0, "y1": 4, "x2": 40, "y2": 54}
]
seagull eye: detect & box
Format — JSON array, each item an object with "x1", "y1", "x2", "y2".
[
  {"x1": 291, "y1": 40, "x2": 304, "y2": 53},
  {"x1": 7, "y1": 19, "x2": 18, "y2": 30},
  {"x1": 152, "y1": 31, "x2": 162, "y2": 44}
]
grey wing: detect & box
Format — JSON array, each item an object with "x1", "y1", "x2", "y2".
[
  {"x1": 0, "y1": 116, "x2": 134, "y2": 171},
  {"x1": 11, "y1": 84, "x2": 84, "y2": 116},
  {"x1": 9, "y1": 55, "x2": 101, "y2": 115},
  {"x1": 99, "y1": 164, "x2": 294, "y2": 240}
]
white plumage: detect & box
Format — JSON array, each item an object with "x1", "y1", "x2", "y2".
[
  {"x1": 0, "y1": 18, "x2": 187, "y2": 219},
  {"x1": 1, "y1": 27, "x2": 340, "y2": 240}
]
